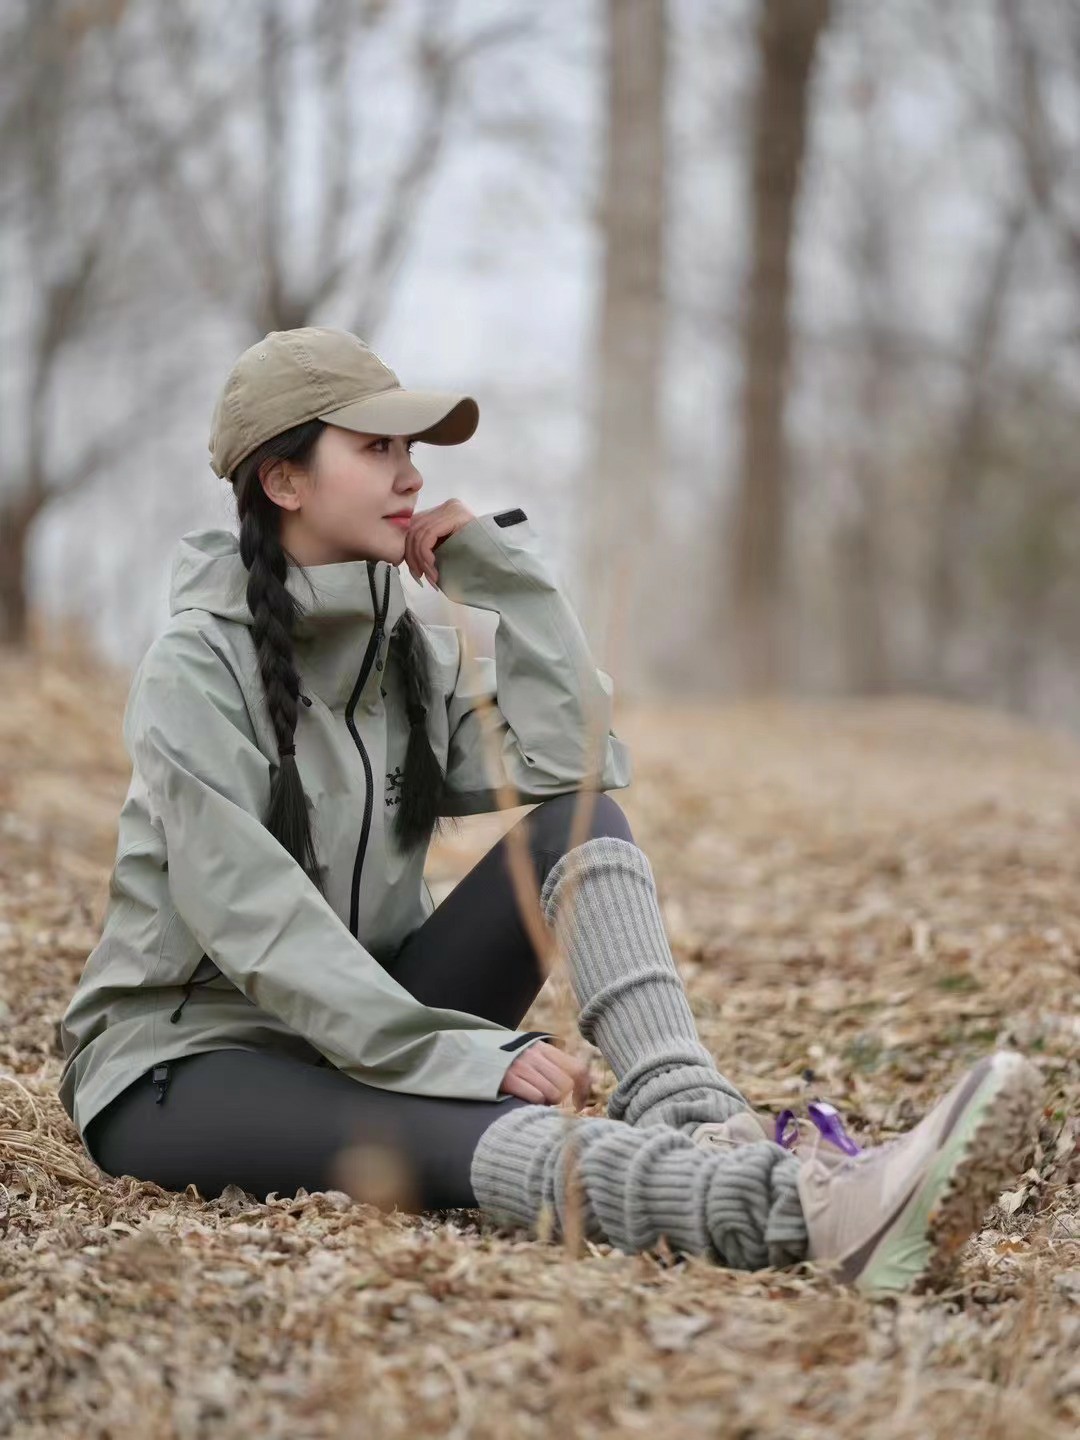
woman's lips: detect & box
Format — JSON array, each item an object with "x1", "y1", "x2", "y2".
[{"x1": 386, "y1": 515, "x2": 412, "y2": 528}]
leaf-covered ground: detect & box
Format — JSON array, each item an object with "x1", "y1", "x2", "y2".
[{"x1": 1, "y1": 648, "x2": 1077, "y2": 1438}]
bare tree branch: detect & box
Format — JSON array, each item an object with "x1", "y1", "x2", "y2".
[
  {"x1": 346, "y1": 7, "x2": 536, "y2": 335},
  {"x1": 254, "y1": 0, "x2": 290, "y2": 333},
  {"x1": 999, "y1": 0, "x2": 1080, "y2": 276},
  {"x1": 105, "y1": 10, "x2": 252, "y2": 313},
  {"x1": 926, "y1": 200, "x2": 1030, "y2": 686},
  {"x1": 102, "y1": 0, "x2": 529, "y2": 340},
  {"x1": 311, "y1": 0, "x2": 359, "y2": 307},
  {"x1": 49, "y1": 351, "x2": 197, "y2": 501}
]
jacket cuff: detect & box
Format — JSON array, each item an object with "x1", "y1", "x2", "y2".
[
  {"x1": 467, "y1": 1027, "x2": 556, "y2": 1101},
  {"x1": 434, "y1": 509, "x2": 538, "y2": 604}
]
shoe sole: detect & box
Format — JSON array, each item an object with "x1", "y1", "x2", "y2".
[{"x1": 851, "y1": 1051, "x2": 1042, "y2": 1297}]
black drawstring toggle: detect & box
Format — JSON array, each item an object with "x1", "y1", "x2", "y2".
[
  {"x1": 151, "y1": 1063, "x2": 172, "y2": 1105},
  {"x1": 169, "y1": 981, "x2": 194, "y2": 1024}
]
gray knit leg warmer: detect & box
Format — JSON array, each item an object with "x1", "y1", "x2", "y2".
[
  {"x1": 470, "y1": 1105, "x2": 807, "y2": 1270},
  {"x1": 539, "y1": 836, "x2": 750, "y2": 1133}
]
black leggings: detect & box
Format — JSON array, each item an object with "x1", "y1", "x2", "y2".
[{"x1": 84, "y1": 792, "x2": 634, "y2": 1210}]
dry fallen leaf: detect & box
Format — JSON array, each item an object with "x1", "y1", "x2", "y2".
[{"x1": 2, "y1": 654, "x2": 1078, "y2": 1439}]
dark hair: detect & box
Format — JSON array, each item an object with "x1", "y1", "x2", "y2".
[{"x1": 230, "y1": 419, "x2": 459, "y2": 893}]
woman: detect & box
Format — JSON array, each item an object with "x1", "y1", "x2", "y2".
[{"x1": 57, "y1": 327, "x2": 1041, "y2": 1295}]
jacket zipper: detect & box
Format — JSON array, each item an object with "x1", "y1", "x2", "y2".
[{"x1": 344, "y1": 562, "x2": 391, "y2": 938}]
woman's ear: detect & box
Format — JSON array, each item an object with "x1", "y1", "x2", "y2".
[{"x1": 259, "y1": 457, "x2": 301, "y2": 511}]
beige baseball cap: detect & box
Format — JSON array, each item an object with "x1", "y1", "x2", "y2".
[{"x1": 208, "y1": 326, "x2": 479, "y2": 480}]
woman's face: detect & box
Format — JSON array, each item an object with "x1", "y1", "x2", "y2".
[{"x1": 261, "y1": 423, "x2": 423, "y2": 567}]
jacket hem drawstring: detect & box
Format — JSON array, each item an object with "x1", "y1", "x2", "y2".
[
  {"x1": 169, "y1": 980, "x2": 195, "y2": 1024},
  {"x1": 151, "y1": 1062, "x2": 172, "y2": 1104}
]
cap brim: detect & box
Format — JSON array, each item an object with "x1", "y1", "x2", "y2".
[{"x1": 317, "y1": 388, "x2": 478, "y2": 446}]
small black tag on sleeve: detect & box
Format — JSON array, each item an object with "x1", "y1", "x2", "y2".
[
  {"x1": 499, "y1": 1029, "x2": 554, "y2": 1052},
  {"x1": 493, "y1": 508, "x2": 527, "y2": 528}
]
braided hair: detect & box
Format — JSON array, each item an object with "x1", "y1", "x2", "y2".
[{"x1": 230, "y1": 418, "x2": 459, "y2": 891}]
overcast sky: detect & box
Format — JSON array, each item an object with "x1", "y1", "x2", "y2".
[{"x1": 16, "y1": 0, "x2": 1070, "y2": 675}]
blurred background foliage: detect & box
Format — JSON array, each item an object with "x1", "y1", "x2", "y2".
[{"x1": 2, "y1": 0, "x2": 1079, "y2": 727}]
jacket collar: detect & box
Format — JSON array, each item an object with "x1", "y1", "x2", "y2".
[
  {"x1": 289, "y1": 555, "x2": 407, "y2": 709},
  {"x1": 168, "y1": 528, "x2": 409, "y2": 709}
]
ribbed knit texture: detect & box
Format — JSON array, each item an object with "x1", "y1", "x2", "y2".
[
  {"x1": 471, "y1": 833, "x2": 811, "y2": 1268},
  {"x1": 538, "y1": 836, "x2": 751, "y2": 1132},
  {"x1": 470, "y1": 1105, "x2": 808, "y2": 1270}
]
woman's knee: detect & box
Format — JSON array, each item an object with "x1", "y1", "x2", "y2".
[{"x1": 526, "y1": 790, "x2": 634, "y2": 854}]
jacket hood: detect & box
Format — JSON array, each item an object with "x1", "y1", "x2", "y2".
[
  {"x1": 168, "y1": 527, "x2": 409, "y2": 706},
  {"x1": 169, "y1": 528, "x2": 408, "y2": 636}
]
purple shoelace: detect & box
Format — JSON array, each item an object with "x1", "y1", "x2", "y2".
[{"x1": 774, "y1": 1100, "x2": 863, "y2": 1156}]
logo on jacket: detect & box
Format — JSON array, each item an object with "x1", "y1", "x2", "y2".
[{"x1": 385, "y1": 766, "x2": 404, "y2": 807}]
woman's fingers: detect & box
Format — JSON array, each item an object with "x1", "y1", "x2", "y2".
[
  {"x1": 541, "y1": 1041, "x2": 590, "y2": 1087},
  {"x1": 516, "y1": 1056, "x2": 565, "y2": 1103},
  {"x1": 400, "y1": 500, "x2": 475, "y2": 586},
  {"x1": 538, "y1": 1047, "x2": 588, "y2": 1100},
  {"x1": 498, "y1": 1041, "x2": 592, "y2": 1108},
  {"x1": 499, "y1": 1070, "x2": 547, "y2": 1104},
  {"x1": 404, "y1": 524, "x2": 438, "y2": 585},
  {"x1": 403, "y1": 526, "x2": 420, "y2": 580},
  {"x1": 417, "y1": 526, "x2": 440, "y2": 583},
  {"x1": 524, "y1": 1048, "x2": 576, "y2": 1099},
  {"x1": 403, "y1": 527, "x2": 428, "y2": 583},
  {"x1": 498, "y1": 1048, "x2": 564, "y2": 1105},
  {"x1": 522, "y1": 1043, "x2": 591, "y2": 1109}
]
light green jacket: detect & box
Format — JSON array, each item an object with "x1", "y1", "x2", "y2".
[{"x1": 58, "y1": 507, "x2": 632, "y2": 1140}]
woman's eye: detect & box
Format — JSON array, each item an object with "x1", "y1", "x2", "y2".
[{"x1": 369, "y1": 437, "x2": 413, "y2": 456}]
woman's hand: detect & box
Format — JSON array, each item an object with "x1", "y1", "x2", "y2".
[
  {"x1": 403, "y1": 499, "x2": 475, "y2": 587},
  {"x1": 498, "y1": 1040, "x2": 590, "y2": 1109}
]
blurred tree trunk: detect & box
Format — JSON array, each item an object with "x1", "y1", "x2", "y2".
[
  {"x1": 998, "y1": 0, "x2": 1080, "y2": 286},
  {"x1": 581, "y1": 0, "x2": 667, "y2": 699},
  {"x1": 925, "y1": 207, "x2": 1026, "y2": 690},
  {"x1": 839, "y1": 285, "x2": 891, "y2": 692},
  {"x1": 1000, "y1": 569, "x2": 1051, "y2": 714},
  {"x1": 0, "y1": 0, "x2": 144, "y2": 648},
  {"x1": 728, "y1": 0, "x2": 830, "y2": 693},
  {"x1": 0, "y1": 496, "x2": 35, "y2": 646},
  {"x1": 837, "y1": 56, "x2": 892, "y2": 694},
  {"x1": 3, "y1": 0, "x2": 76, "y2": 648}
]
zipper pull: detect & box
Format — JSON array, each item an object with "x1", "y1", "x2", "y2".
[{"x1": 375, "y1": 567, "x2": 391, "y2": 673}]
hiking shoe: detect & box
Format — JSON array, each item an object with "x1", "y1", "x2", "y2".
[
  {"x1": 796, "y1": 1049, "x2": 1042, "y2": 1296},
  {"x1": 691, "y1": 1100, "x2": 860, "y2": 1163},
  {"x1": 691, "y1": 1109, "x2": 797, "y2": 1151}
]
